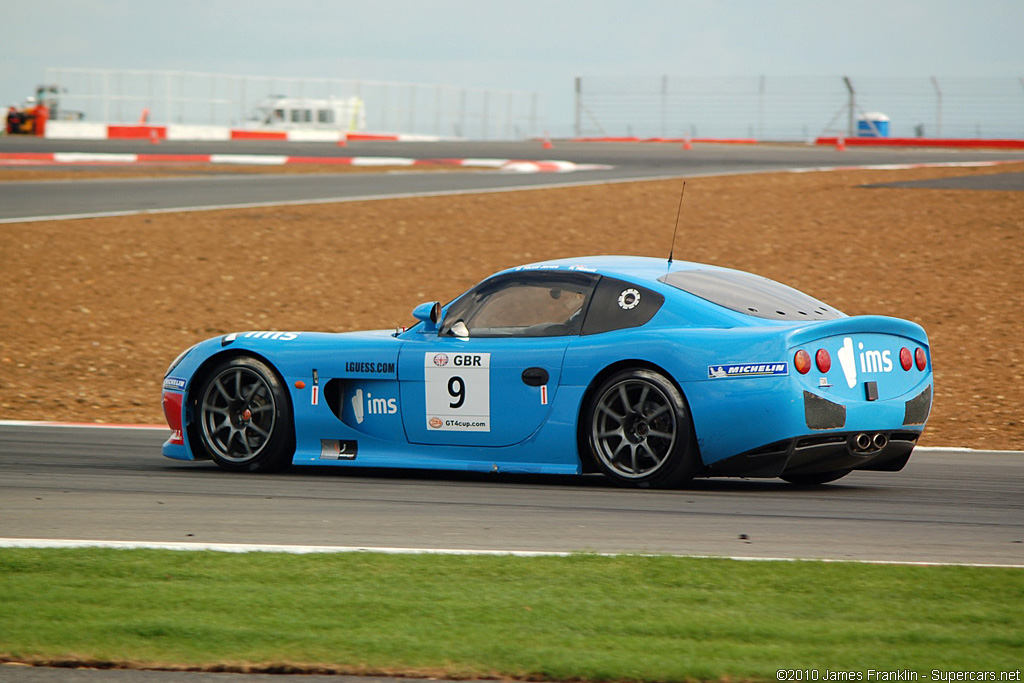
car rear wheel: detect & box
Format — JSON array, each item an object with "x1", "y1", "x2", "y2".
[
  {"x1": 780, "y1": 469, "x2": 852, "y2": 485},
  {"x1": 587, "y1": 368, "x2": 698, "y2": 488},
  {"x1": 195, "y1": 357, "x2": 293, "y2": 472}
]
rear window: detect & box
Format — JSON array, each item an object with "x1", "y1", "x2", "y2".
[{"x1": 658, "y1": 269, "x2": 844, "y2": 320}]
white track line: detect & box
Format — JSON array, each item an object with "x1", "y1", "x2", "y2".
[{"x1": 0, "y1": 538, "x2": 1021, "y2": 568}]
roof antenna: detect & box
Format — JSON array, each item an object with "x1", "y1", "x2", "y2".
[{"x1": 667, "y1": 181, "x2": 686, "y2": 267}]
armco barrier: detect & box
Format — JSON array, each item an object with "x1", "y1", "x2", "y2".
[
  {"x1": 229, "y1": 130, "x2": 288, "y2": 141},
  {"x1": 44, "y1": 121, "x2": 437, "y2": 143},
  {"x1": 107, "y1": 125, "x2": 166, "y2": 140},
  {"x1": 815, "y1": 137, "x2": 1024, "y2": 150},
  {"x1": 571, "y1": 136, "x2": 758, "y2": 144},
  {"x1": 572, "y1": 135, "x2": 1024, "y2": 149}
]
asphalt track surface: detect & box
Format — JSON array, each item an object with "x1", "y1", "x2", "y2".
[
  {"x1": 2, "y1": 424, "x2": 1022, "y2": 566},
  {"x1": 2, "y1": 137, "x2": 1024, "y2": 222},
  {"x1": 864, "y1": 170, "x2": 1024, "y2": 191}
]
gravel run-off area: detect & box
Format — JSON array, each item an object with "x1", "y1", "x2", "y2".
[{"x1": 1, "y1": 160, "x2": 1022, "y2": 450}]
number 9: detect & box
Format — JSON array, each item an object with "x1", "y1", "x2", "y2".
[{"x1": 448, "y1": 376, "x2": 465, "y2": 409}]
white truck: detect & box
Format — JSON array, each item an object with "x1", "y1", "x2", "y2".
[{"x1": 251, "y1": 96, "x2": 366, "y2": 132}]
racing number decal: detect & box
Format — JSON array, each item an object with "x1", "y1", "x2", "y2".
[
  {"x1": 447, "y1": 376, "x2": 466, "y2": 409},
  {"x1": 425, "y1": 352, "x2": 490, "y2": 431}
]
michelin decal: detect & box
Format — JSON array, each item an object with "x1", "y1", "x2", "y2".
[{"x1": 708, "y1": 362, "x2": 788, "y2": 379}]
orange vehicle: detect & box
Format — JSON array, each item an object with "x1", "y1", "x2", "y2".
[
  {"x1": 5, "y1": 104, "x2": 24, "y2": 134},
  {"x1": 5, "y1": 86, "x2": 61, "y2": 136}
]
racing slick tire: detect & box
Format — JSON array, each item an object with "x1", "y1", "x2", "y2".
[
  {"x1": 195, "y1": 356, "x2": 294, "y2": 472},
  {"x1": 586, "y1": 368, "x2": 698, "y2": 488},
  {"x1": 780, "y1": 469, "x2": 853, "y2": 485}
]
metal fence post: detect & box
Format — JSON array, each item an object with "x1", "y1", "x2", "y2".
[
  {"x1": 843, "y1": 76, "x2": 855, "y2": 138},
  {"x1": 482, "y1": 90, "x2": 490, "y2": 140},
  {"x1": 574, "y1": 77, "x2": 581, "y2": 137},
  {"x1": 506, "y1": 91, "x2": 514, "y2": 139},
  {"x1": 238, "y1": 75, "x2": 246, "y2": 127},
  {"x1": 758, "y1": 75, "x2": 766, "y2": 140},
  {"x1": 930, "y1": 77, "x2": 943, "y2": 138},
  {"x1": 660, "y1": 74, "x2": 667, "y2": 138},
  {"x1": 530, "y1": 92, "x2": 538, "y2": 137},
  {"x1": 435, "y1": 84, "x2": 442, "y2": 135},
  {"x1": 103, "y1": 70, "x2": 110, "y2": 124},
  {"x1": 403, "y1": 83, "x2": 411, "y2": 134},
  {"x1": 1019, "y1": 77, "x2": 1024, "y2": 137}
]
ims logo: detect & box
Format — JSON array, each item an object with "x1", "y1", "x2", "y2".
[
  {"x1": 350, "y1": 388, "x2": 397, "y2": 424},
  {"x1": 837, "y1": 337, "x2": 893, "y2": 388}
]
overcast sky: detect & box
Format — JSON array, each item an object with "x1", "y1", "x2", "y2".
[{"x1": 2, "y1": 0, "x2": 1022, "y2": 132}]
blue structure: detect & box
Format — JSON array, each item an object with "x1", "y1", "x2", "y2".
[{"x1": 857, "y1": 112, "x2": 891, "y2": 137}]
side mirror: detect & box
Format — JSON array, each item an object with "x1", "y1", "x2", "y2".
[{"x1": 412, "y1": 301, "x2": 442, "y2": 333}]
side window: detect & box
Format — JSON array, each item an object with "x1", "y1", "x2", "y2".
[
  {"x1": 441, "y1": 273, "x2": 597, "y2": 338},
  {"x1": 581, "y1": 277, "x2": 664, "y2": 335}
]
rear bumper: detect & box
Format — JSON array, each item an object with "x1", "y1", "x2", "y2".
[{"x1": 703, "y1": 429, "x2": 920, "y2": 478}]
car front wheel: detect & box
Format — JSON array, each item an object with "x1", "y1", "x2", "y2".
[
  {"x1": 586, "y1": 368, "x2": 698, "y2": 488},
  {"x1": 195, "y1": 357, "x2": 294, "y2": 472}
]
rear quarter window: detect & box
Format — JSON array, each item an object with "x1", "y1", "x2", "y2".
[
  {"x1": 581, "y1": 277, "x2": 664, "y2": 335},
  {"x1": 658, "y1": 269, "x2": 844, "y2": 321}
]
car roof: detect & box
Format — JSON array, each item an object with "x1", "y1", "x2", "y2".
[
  {"x1": 496, "y1": 256, "x2": 844, "y2": 325},
  {"x1": 497, "y1": 255, "x2": 728, "y2": 286}
]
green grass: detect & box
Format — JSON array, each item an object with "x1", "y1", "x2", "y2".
[{"x1": 1, "y1": 549, "x2": 1021, "y2": 680}]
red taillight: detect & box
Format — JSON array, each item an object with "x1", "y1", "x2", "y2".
[
  {"x1": 900, "y1": 347, "x2": 913, "y2": 371},
  {"x1": 915, "y1": 347, "x2": 927, "y2": 371},
  {"x1": 815, "y1": 348, "x2": 831, "y2": 373},
  {"x1": 794, "y1": 349, "x2": 811, "y2": 374}
]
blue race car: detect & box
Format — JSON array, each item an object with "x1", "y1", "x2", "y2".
[{"x1": 161, "y1": 256, "x2": 932, "y2": 488}]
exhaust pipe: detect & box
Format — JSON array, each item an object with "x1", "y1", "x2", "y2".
[
  {"x1": 854, "y1": 433, "x2": 872, "y2": 452},
  {"x1": 873, "y1": 433, "x2": 888, "y2": 450}
]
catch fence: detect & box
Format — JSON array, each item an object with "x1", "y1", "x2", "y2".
[
  {"x1": 41, "y1": 67, "x2": 543, "y2": 140},
  {"x1": 574, "y1": 76, "x2": 1024, "y2": 140}
]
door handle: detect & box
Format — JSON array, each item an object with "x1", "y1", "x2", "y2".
[{"x1": 521, "y1": 367, "x2": 549, "y2": 387}]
